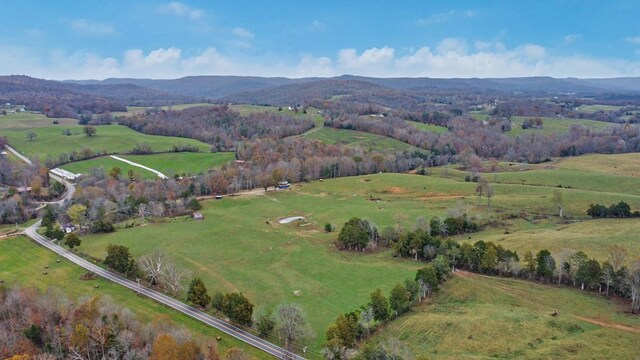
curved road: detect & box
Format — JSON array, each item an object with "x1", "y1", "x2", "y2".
[
  {"x1": 11, "y1": 143, "x2": 304, "y2": 359},
  {"x1": 25, "y1": 221, "x2": 303, "y2": 360}
]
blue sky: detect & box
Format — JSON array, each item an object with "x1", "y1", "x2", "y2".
[{"x1": 1, "y1": 0, "x2": 640, "y2": 79}]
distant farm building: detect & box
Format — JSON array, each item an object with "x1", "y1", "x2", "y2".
[
  {"x1": 193, "y1": 212, "x2": 204, "y2": 220},
  {"x1": 51, "y1": 168, "x2": 82, "y2": 181}
]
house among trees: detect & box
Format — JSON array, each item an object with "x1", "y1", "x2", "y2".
[
  {"x1": 193, "y1": 212, "x2": 204, "y2": 220},
  {"x1": 62, "y1": 223, "x2": 76, "y2": 233}
]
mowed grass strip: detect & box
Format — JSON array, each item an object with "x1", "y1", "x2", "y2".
[
  {"x1": 371, "y1": 273, "x2": 640, "y2": 359},
  {"x1": 0, "y1": 237, "x2": 269, "y2": 359},
  {"x1": 3, "y1": 124, "x2": 211, "y2": 162}
]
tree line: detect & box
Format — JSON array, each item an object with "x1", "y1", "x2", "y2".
[
  {"x1": 117, "y1": 105, "x2": 314, "y2": 151},
  {"x1": 0, "y1": 285, "x2": 252, "y2": 360},
  {"x1": 323, "y1": 265, "x2": 448, "y2": 359}
]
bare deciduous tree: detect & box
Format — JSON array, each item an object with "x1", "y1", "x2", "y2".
[
  {"x1": 609, "y1": 245, "x2": 627, "y2": 272},
  {"x1": 275, "y1": 303, "x2": 311, "y2": 352}
]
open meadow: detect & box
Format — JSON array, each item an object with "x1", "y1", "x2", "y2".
[
  {"x1": 62, "y1": 152, "x2": 235, "y2": 179},
  {"x1": 371, "y1": 272, "x2": 640, "y2": 359},
  {"x1": 304, "y1": 127, "x2": 421, "y2": 152},
  {"x1": 0, "y1": 236, "x2": 268, "y2": 359},
  {"x1": 3, "y1": 124, "x2": 211, "y2": 162},
  {"x1": 74, "y1": 151, "x2": 640, "y2": 353}
]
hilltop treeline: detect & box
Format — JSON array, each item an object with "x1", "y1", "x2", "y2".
[
  {"x1": 0, "y1": 76, "x2": 126, "y2": 118},
  {"x1": 0, "y1": 285, "x2": 243, "y2": 359},
  {"x1": 327, "y1": 115, "x2": 640, "y2": 163},
  {"x1": 117, "y1": 106, "x2": 314, "y2": 151}
]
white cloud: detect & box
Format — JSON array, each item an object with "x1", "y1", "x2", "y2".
[
  {"x1": 436, "y1": 38, "x2": 468, "y2": 55},
  {"x1": 159, "y1": 2, "x2": 204, "y2": 20},
  {"x1": 626, "y1": 36, "x2": 640, "y2": 44},
  {"x1": 232, "y1": 27, "x2": 254, "y2": 39},
  {"x1": 338, "y1": 47, "x2": 395, "y2": 69},
  {"x1": 70, "y1": 19, "x2": 115, "y2": 36},
  {"x1": 309, "y1": 20, "x2": 326, "y2": 32},
  {"x1": 415, "y1": 10, "x2": 475, "y2": 26},
  {"x1": 564, "y1": 34, "x2": 581, "y2": 44},
  {"x1": 3, "y1": 40, "x2": 640, "y2": 80}
]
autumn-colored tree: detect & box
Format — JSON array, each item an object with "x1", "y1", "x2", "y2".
[{"x1": 150, "y1": 334, "x2": 181, "y2": 360}]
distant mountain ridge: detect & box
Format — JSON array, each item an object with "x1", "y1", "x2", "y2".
[
  {"x1": 65, "y1": 75, "x2": 640, "y2": 103},
  {"x1": 3, "y1": 74, "x2": 640, "y2": 113}
]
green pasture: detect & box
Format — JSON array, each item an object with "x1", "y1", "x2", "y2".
[
  {"x1": 3, "y1": 124, "x2": 211, "y2": 162},
  {"x1": 0, "y1": 236, "x2": 267, "y2": 359},
  {"x1": 304, "y1": 127, "x2": 421, "y2": 152},
  {"x1": 371, "y1": 273, "x2": 640, "y2": 359},
  {"x1": 122, "y1": 152, "x2": 236, "y2": 177},
  {"x1": 508, "y1": 116, "x2": 611, "y2": 137}
]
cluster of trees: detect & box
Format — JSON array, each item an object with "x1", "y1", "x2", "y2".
[
  {"x1": 324, "y1": 265, "x2": 448, "y2": 358},
  {"x1": 0, "y1": 155, "x2": 62, "y2": 224},
  {"x1": 587, "y1": 201, "x2": 639, "y2": 218},
  {"x1": 521, "y1": 117, "x2": 544, "y2": 129},
  {"x1": 0, "y1": 285, "x2": 249, "y2": 360},
  {"x1": 118, "y1": 105, "x2": 314, "y2": 151},
  {"x1": 181, "y1": 277, "x2": 311, "y2": 353},
  {"x1": 337, "y1": 218, "x2": 379, "y2": 251},
  {"x1": 336, "y1": 214, "x2": 479, "y2": 257}
]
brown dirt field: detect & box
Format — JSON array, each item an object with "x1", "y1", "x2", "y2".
[{"x1": 385, "y1": 186, "x2": 409, "y2": 194}]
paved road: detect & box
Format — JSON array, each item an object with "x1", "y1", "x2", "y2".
[
  {"x1": 4, "y1": 145, "x2": 33, "y2": 165},
  {"x1": 24, "y1": 221, "x2": 304, "y2": 359},
  {"x1": 47, "y1": 173, "x2": 76, "y2": 205}
]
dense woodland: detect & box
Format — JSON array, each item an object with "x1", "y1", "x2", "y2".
[
  {"x1": 117, "y1": 106, "x2": 314, "y2": 151},
  {"x1": 0, "y1": 285, "x2": 250, "y2": 360}
]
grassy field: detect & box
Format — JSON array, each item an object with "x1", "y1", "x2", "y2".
[
  {"x1": 123, "y1": 152, "x2": 236, "y2": 176},
  {"x1": 111, "y1": 103, "x2": 215, "y2": 117},
  {"x1": 0, "y1": 111, "x2": 77, "y2": 129},
  {"x1": 426, "y1": 153, "x2": 640, "y2": 259},
  {"x1": 576, "y1": 104, "x2": 624, "y2": 113},
  {"x1": 407, "y1": 121, "x2": 449, "y2": 134},
  {"x1": 304, "y1": 127, "x2": 421, "y2": 152},
  {"x1": 63, "y1": 152, "x2": 235, "y2": 179},
  {"x1": 508, "y1": 116, "x2": 611, "y2": 137},
  {"x1": 371, "y1": 272, "x2": 640, "y2": 359},
  {"x1": 62, "y1": 156, "x2": 160, "y2": 179},
  {"x1": 0, "y1": 236, "x2": 268, "y2": 359},
  {"x1": 79, "y1": 174, "x2": 477, "y2": 352},
  {"x1": 468, "y1": 113, "x2": 612, "y2": 137},
  {"x1": 3, "y1": 124, "x2": 211, "y2": 162},
  {"x1": 74, "y1": 161, "x2": 640, "y2": 351}
]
